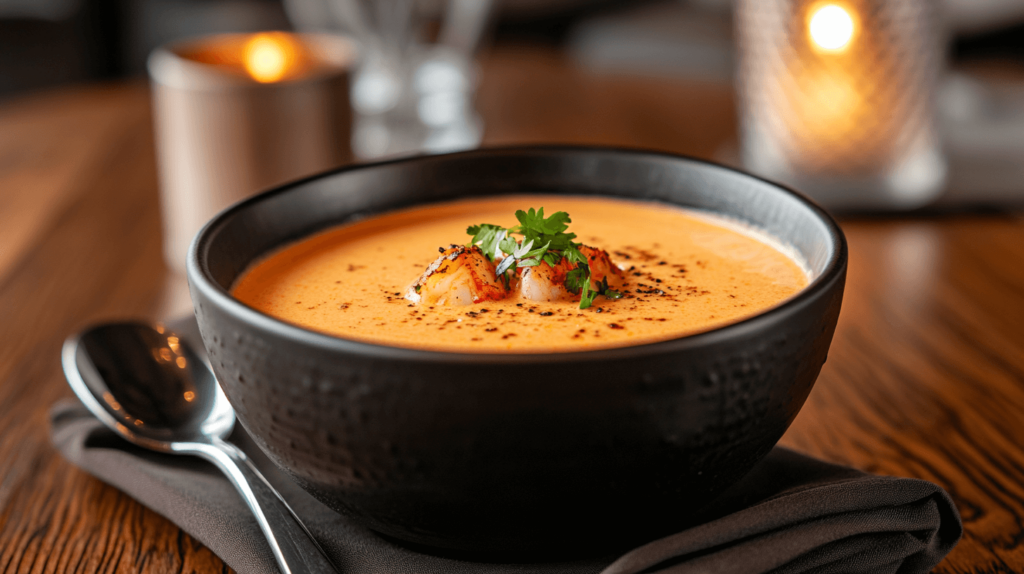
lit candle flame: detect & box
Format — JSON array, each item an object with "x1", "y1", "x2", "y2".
[
  {"x1": 809, "y1": 4, "x2": 855, "y2": 52},
  {"x1": 243, "y1": 33, "x2": 298, "y2": 83}
]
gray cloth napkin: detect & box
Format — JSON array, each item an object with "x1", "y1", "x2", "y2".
[{"x1": 50, "y1": 319, "x2": 962, "y2": 574}]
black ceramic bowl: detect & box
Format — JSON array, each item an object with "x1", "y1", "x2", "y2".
[{"x1": 187, "y1": 146, "x2": 846, "y2": 558}]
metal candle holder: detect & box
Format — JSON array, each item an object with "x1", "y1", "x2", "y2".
[{"x1": 149, "y1": 32, "x2": 356, "y2": 271}]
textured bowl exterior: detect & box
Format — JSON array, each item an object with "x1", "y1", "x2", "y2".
[{"x1": 187, "y1": 147, "x2": 846, "y2": 557}]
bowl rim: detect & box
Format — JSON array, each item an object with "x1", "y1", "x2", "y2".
[{"x1": 187, "y1": 144, "x2": 847, "y2": 365}]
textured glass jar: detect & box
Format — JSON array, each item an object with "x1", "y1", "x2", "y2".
[{"x1": 736, "y1": 0, "x2": 946, "y2": 209}]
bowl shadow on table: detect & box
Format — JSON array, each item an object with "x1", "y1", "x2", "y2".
[{"x1": 186, "y1": 146, "x2": 847, "y2": 560}]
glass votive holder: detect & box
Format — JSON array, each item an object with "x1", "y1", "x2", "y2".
[{"x1": 735, "y1": 0, "x2": 947, "y2": 210}]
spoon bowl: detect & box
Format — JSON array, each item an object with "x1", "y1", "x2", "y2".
[
  {"x1": 62, "y1": 321, "x2": 336, "y2": 574},
  {"x1": 64, "y1": 322, "x2": 233, "y2": 448}
]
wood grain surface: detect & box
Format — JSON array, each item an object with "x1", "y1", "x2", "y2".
[{"x1": 0, "y1": 47, "x2": 1022, "y2": 573}]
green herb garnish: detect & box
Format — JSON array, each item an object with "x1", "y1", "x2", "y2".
[{"x1": 467, "y1": 207, "x2": 619, "y2": 309}]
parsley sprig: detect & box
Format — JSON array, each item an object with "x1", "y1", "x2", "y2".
[{"x1": 467, "y1": 208, "x2": 622, "y2": 309}]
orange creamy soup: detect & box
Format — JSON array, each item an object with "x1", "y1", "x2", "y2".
[{"x1": 232, "y1": 196, "x2": 809, "y2": 353}]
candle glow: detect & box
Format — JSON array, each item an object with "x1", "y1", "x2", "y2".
[
  {"x1": 808, "y1": 4, "x2": 855, "y2": 52},
  {"x1": 243, "y1": 33, "x2": 299, "y2": 83}
]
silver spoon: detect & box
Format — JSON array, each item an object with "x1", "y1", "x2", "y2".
[{"x1": 62, "y1": 322, "x2": 337, "y2": 574}]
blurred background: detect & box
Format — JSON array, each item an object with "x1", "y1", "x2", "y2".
[
  {"x1": 4, "y1": 0, "x2": 1024, "y2": 98},
  {"x1": 3, "y1": 0, "x2": 1024, "y2": 242}
]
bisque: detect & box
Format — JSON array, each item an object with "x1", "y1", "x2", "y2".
[{"x1": 231, "y1": 195, "x2": 809, "y2": 353}]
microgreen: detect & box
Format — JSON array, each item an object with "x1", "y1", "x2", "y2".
[{"x1": 467, "y1": 207, "x2": 619, "y2": 309}]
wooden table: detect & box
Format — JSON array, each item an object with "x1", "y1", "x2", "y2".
[{"x1": 1, "y1": 46, "x2": 1022, "y2": 573}]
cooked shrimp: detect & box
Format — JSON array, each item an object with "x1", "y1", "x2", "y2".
[
  {"x1": 518, "y1": 246, "x2": 622, "y2": 302},
  {"x1": 518, "y1": 257, "x2": 575, "y2": 302},
  {"x1": 406, "y1": 245, "x2": 509, "y2": 306},
  {"x1": 520, "y1": 243, "x2": 622, "y2": 302},
  {"x1": 579, "y1": 245, "x2": 623, "y2": 286}
]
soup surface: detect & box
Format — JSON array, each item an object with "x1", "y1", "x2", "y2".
[{"x1": 232, "y1": 196, "x2": 809, "y2": 353}]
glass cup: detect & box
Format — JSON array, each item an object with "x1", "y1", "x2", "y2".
[{"x1": 285, "y1": 0, "x2": 492, "y2": 159}]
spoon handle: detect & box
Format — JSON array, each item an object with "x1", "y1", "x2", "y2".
[{"x1": 179, "y1": 438, "x2": 338, "y2": 574}]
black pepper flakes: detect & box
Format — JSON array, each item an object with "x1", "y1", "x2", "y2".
[{"x1": 539, "y1": 311, "x2": 553, "y2": 316}]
